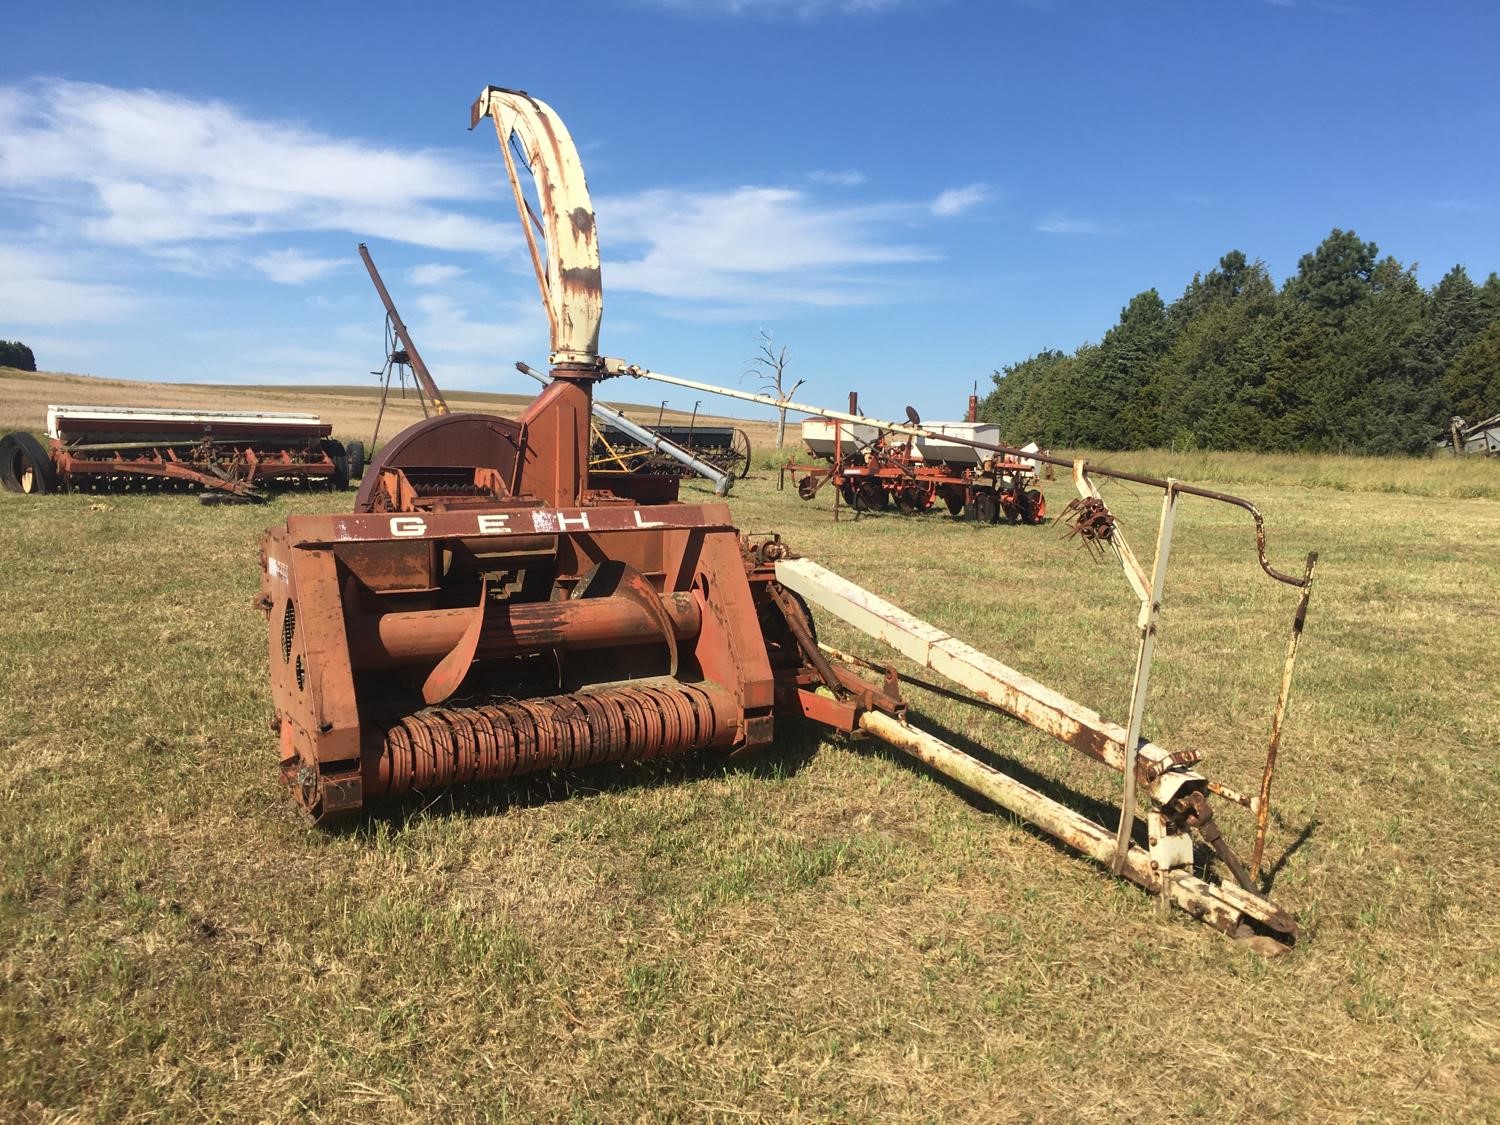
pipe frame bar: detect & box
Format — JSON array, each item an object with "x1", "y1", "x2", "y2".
[
  {"x1": 857, "y1": 710, "x2": 1295, "y2": 947},
  {"x1": 1113, "y1": 483, "x2": 1179, "y2": 874},
  {"x1": 617, "y1": 362, "x2": 1312, "y2": 589},
  {"x1": 1251, "y1": 551, "x2": 1319, "y2": 884}
]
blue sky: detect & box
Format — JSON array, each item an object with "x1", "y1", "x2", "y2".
[{"x1": 2, "y1": 0, "x2": 1497, "y2": 422}]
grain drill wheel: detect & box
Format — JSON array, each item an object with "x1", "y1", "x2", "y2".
[
  {"x1": 796, "y1": 474, "x2": 821, "y2": 501},
  {"x1": 321, "y1": 438, "x2": 351, "y2": 490},
  {"x1": 730, "y1": 428, "x2": 752, "y2": 479},
  {"x1": 943, "y1": 488, "x2": 965, "y2": 518},
  {"x1": 345, "y1": 440, "x2": 366, "y2": 481},
  {"x1": 896, "y1": 487, "x2": 921, "y2": 515},
  {"x1": 0, "y1": 432, "x2": 59, "y2": 494}
]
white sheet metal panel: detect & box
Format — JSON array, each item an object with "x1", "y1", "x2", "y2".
[
  {"x1": 801, "y1": 418, "x2": 881, "y2": 459},
  {"x1": 774, "y1": 555, "x2": 1201, "y2": 801},
  {"x1": 912, "y1": 421, "x2": 1000, "y2": 465},
  {"x1": 46, "y1": 404, "x2": 324, "y2": 439}
]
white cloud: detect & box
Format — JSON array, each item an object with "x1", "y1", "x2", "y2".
[
  {"x1": 0, "y1": 78, "x2": 515, "y2": 253},
  {"x1": 0, "y1": 246, "x2": 145, "y2": 326},
  {"x1": 409, "y1": 262, "x2": 468, "y2": 286},
  {"x1": 253, "y1": 248, "x2": 344, "y2": 285},
  {"x1": 931, "y1": 183, "x2": 993, "y2": 217},
  {"x1": 598, "y1": 185, "x2": 933, "y2": 315},
  {"x1": 809, "y1": 169, "x2": 866, "y2": 186},
  {"x1": 410, "y1": 292, "x2": 548, "y2": 362},
  {"x1": 1036, "y1": 214, "x2": 1107, "y2": 235},
  {"x1": 0, "y1": 78, "x2": 971, "y2": 370}
]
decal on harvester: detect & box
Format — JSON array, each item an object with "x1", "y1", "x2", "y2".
[{"x1": 312, "y1": 505, "x2": 718, "y2": 546}]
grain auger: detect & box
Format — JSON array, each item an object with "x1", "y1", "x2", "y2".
[{"x1": 258, "y1": 86, "x2": 1317, "y2": 953}]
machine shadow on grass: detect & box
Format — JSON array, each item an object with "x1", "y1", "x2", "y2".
[
  {"x1": 851, "y1": 704, "x2": 1319, "y2": 903},
  {"x1": 330, "y1": 704, "x2": 1317, "y2": 907}
]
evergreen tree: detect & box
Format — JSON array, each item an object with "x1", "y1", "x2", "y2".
[
  {"x1": 1429, "y1": 265, "x2": 1485, "y2": 366},
  {"x1": 982, "y1": 228, "x2": 1493, "y2": 455},
  {"x1": 0, "y1": 340, "x2": 37, "y2": 371},
  {"x1": 1478, "y1": 272, "x2": 1500, "y2": 324},
  {"x1": 1261, "y1": 307, "x2": 1343, "y2": 451},
  {"x1": 1064, "y1": 289, "x2": 1174, "y2": 449},
  {"x1": 1441, "y1": 320, "x2": 1500, "y2": 421},
  {"x1": 1147, "y1": 255, "x2": 1278, "y2": 449},
  {"x1": 1284, "y1": 228, "x2": 1379, "y2": 326},
  {"x1": 1342, "y1": 257, "x2": 1441, "y2": 453},
  {"x1": 980, "y1": 349, "x2": 1075, "y2": 445}
]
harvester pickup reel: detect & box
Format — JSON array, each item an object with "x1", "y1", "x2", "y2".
[{"x1": 258, "y1": 86, "x2": 1316, "y2": 954}]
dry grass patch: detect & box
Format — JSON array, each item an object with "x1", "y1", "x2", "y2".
[{"x1": 1, "y1": 391, "x2": 1498, "y2": 1119}]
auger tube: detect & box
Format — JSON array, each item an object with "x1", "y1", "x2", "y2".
[{"x1": 516, "y1": 362, "x2": 732, "y2": 495}]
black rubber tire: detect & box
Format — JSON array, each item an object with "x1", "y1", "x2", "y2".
[
  {"x1": 854, "y1": 481, "x2": 887, "y2": 512},
  {"x1": 1, "y1": 432, "x2": 59, "y2": 494},
  {"x1": 1025, "y1": 488, "x2": 1047, "y2": 524},
  {"x1": 973, "y1": 490, "x2": 999, "y2": 524},
  {"x1": 345, "y1": 440, "x2": 366, "y2": 481},
  {"x1": 320, "y1": 438, "x2": 350, "y2": 490},
  {"x1": 943, "y1": 488, "x2": 965, "y2": 518}
]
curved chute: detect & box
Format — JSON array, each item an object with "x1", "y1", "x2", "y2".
[{"x1": 470, "y1": 86, "x2": 602, "y2": 365}]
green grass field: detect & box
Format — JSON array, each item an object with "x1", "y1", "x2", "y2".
[{"x1": 2, "y1": 396, "x2": 1499, "y2": 1119}]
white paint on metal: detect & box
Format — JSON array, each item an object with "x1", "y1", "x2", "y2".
[
  {"x1": 801, "y1": 418, "x2": 881, "y2": 458},
  {"x1": 857, "y1": 709, "x2": 1291, "y2": 947},
  {"x1": 1071, "y1": 458, "x2": 1149, "y2": 602},
  {"x1": 1112, "y1": 483, "x2": 1178, "y2": 874},
  {"x1": 912, "y1": 421, "x2": 1002, "y2": 466},
  {"x1": 47, "y1": 403, "x2": 324, "y2": 439},
  {"x1": 472, "y1": 87, "x2": 601, "y2": 362},
  {"x1": 775, "y1": 556, "x2": 1202, "y2": 800}
]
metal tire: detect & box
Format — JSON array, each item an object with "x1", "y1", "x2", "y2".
[
  {"x1": 732, "y1": 429, "x2": 753, "y2": 479},
  {"x1": 856, "y1": 481, "x2": 886, "y2": 512}
]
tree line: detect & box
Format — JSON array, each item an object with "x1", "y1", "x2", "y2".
[
  {"x1": 0, "y1": 340, "x2": 37, "y2": 371},
  {"x1": 980, "y1": 230, "x2": 1500, "y2": 454}
]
